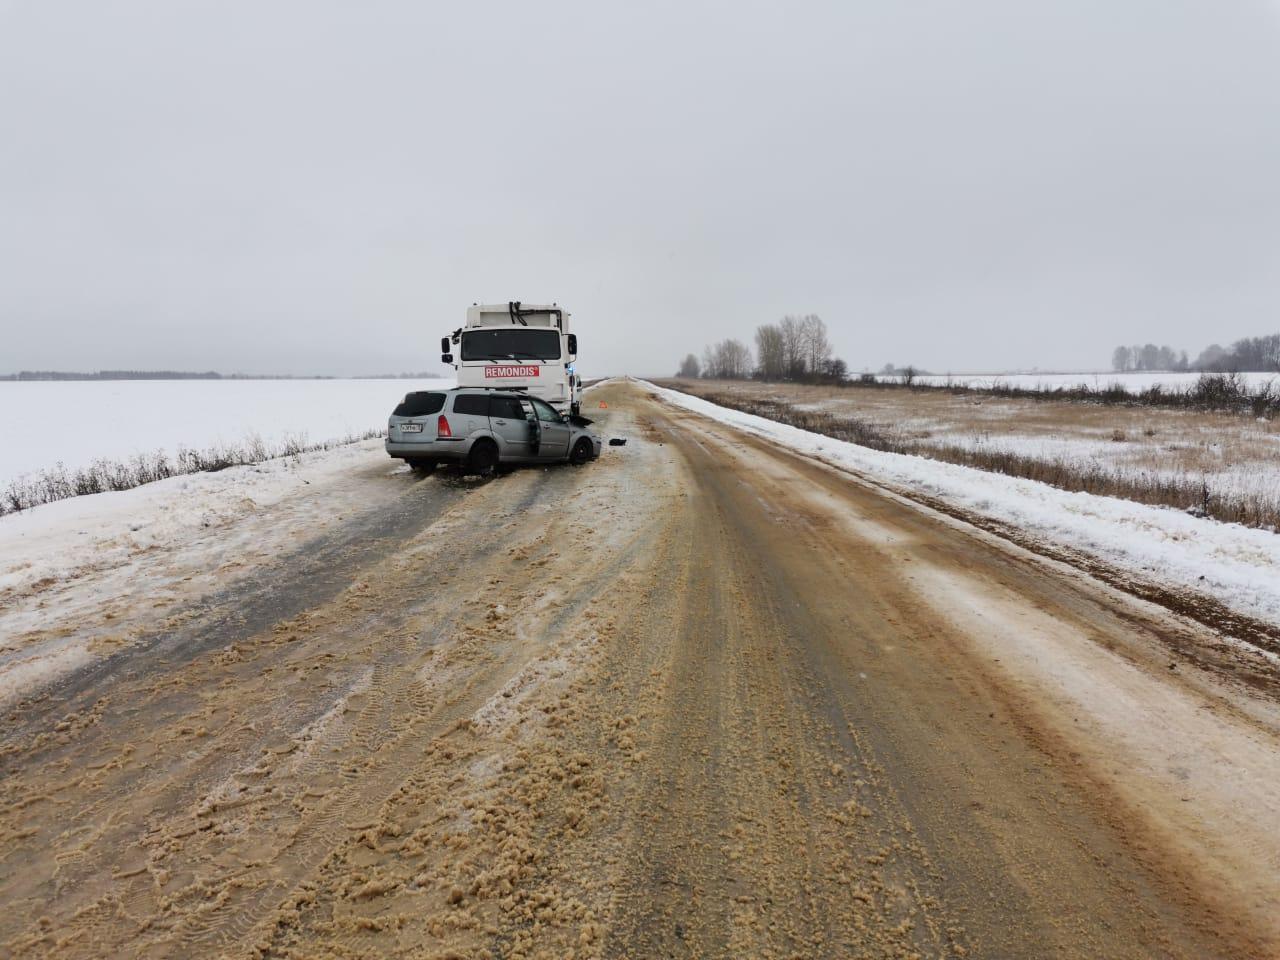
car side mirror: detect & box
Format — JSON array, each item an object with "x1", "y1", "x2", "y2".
[
  {"x1": 441, "y1": 337, "x2": 450, "y2": 353},
  {"x1": 567, "y1": 334, "x2": 577, "y2": 356},
  {"x1": 441, "y1": 353, "x2": 453, "y2": 364}
]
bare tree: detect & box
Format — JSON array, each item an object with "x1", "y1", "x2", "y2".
[
  {"x1": 1225, "y1": 333, "x2": 1280, "y2": 372},
  {"x1": 719, "y1": 339, "x2": 753, "y2": 379},
  {"x1": 799, "y1": 314, "x2": 831, "y2": 378},
  {"x1": 1265, "y1": 334, "x2": 1280, "y2": 372},
  {"x1": 699, "y1": 339, "x2": 753, "y2": 379},
  {"x1": 1111, "y1": 345, "x2": 1132, "y2": 372},
  {"x1": 900, "y1": 365, "x2": 918, "y2": 387},
  {"x1": 676, "y1": 353, "x2": 700, "y2": 378},
  {"x1": 820, "y1": 357, "x2": 848, "y2": 382},
  {"x1": 1193, "y1": 344, "x2": 1224, "y2": 371},
  {"x1": 779, "y1": 315, "x2": 806, "y2": 379},
  {"x1": 755, "y1": 323, "x2": 786, "y2": 380}
]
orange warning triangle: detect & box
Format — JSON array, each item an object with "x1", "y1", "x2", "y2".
[{"x1": 598, "y1": 401, "x2": 608, "y2": 408}]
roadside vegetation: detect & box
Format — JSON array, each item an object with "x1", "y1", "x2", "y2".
[
  {"x1": 1, "y1": 429, "x2": 383, "y2": 517},
  {"x1": 659, "y1": 378, "x2": 1280, "y2": 532},
  {"x1": 859, "y1": 370, "x2": 1280, "y2": 419}
]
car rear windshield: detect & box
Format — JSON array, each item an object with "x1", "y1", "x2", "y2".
[
  {"x1": 452, "y1": 394, "x2": 490, "y2": 416},
  {"x1": 392, "y1": 392, "x2": 445, "y2": 417},
  {"x1": 460, "y1": 329, "x2": 561, "y2": 361}
]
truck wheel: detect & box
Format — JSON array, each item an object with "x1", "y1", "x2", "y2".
[
  {"x1": 467, "y1": 439, "x2": 499, "y2": 475},
  {"x1": 408, "y1": 458, "x2": 437, "y2": 475},
  {"x1": 570, "y1": 437, "x2": 594, "y2": 466}
]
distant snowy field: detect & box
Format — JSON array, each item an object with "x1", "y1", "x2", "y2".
[
  {"x1": 909, "y1": 371, "x2": 1278, "y2": 392},
  {"x1": 0, "y1": 378, "x2": 453, "y2": 488}
]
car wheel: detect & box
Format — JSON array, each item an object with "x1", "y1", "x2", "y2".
[
  {"x1": 408, "y1": 458, "x2": 437, "y2": 475},
  {"x1": 467, "y1": 439, "x2": 499, "y2": 475},
  {"x1": 570, "y1": 437, "x2": 594, "y2": 466}
]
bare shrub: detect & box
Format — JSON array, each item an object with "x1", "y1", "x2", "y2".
[
  {"x1": 0, "y1": 428, "x2": 385, "y2": 518},
  {"x1": 775, "y1": 370, "x2": 1280, "y2": 418}
]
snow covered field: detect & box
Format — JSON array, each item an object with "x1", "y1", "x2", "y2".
[
  {"x1": 646, "y1": 381, "x2": 1280, "y2": 632},
  {"x1": 909, "y1": 371, "x2": 1278, "y2": 392},
  {"x1": 0, "y1": 378, "x2": 452, "y2": 489},
  {"x1": 666, "y1": 377, "x2": 1280, "y2": 532}
]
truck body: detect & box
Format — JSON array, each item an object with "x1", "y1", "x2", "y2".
[{"x1": 442, "y1": 302, "x2": 581, "y2": 415}]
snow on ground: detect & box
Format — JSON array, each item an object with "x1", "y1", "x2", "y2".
[
  {"x1": 0, "y1": 438, "x2": 393, "y2": 609},
  {"x1": 0, "y1": 377, "x2": 452, "y2": 488},
  {"x1": 646, "y1": 381, "x2": 1280, "y2": 629},
  {"x1": 908, "y1": 371, "x2": 1278, "y2": 392},
  {"x1": 701, "y1": 379, "x2": 1280, "y2": 529},
  {"x1": 0, "y1": 436, "x2": 404, "y2": 704}
]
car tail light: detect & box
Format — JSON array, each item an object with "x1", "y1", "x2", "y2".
[{"x1": 437, "y1": 415, "x2": 452, "y2": 438}]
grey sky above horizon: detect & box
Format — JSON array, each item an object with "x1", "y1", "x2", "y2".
[{"x1": 2, "y1": 1, "x2": 1279, "y2": 377}]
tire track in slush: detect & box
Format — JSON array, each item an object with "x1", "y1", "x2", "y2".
[
  {"x1": 131, "y1": 459, "x2": 672, "y2": 956},
  {"x1": 2, "y1": 466, "x2": 572, "y2": 956}
]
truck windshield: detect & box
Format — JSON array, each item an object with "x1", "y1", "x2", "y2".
[{"x1": 461, "y1": 329, "x2": 561, "y2": 361}]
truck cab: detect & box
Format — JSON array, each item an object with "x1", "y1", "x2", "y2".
[{"x1": 442, "y1": 302, "x2": 581, "y2": 415}]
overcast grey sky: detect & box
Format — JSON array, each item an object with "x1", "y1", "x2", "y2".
[{"x1": 2, "y1": 1, "x2": 1279, "y2": 376}]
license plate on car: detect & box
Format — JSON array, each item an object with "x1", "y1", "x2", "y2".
[{"x1": 400, "y1": 423, "x2": 423, "y2": 433}]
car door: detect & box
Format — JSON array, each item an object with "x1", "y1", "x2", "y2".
[
  {"x1": 488, "y1": 394, "x2": 534, "y2": 460},
  {"x1": 529, "y1": 397, "x2": 571, "y2": 460}
]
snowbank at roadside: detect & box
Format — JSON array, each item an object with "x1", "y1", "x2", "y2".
[
  {"x1": 646, "y1": 382, "x2": 1280, "y2": 629},
  {"x1": 0, "y1": 439, "x2": 391, "y2": 599}
]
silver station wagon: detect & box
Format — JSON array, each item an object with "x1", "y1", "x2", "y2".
[{"x1": 386, "y1": 387, "x2": 602, "y2": 474}]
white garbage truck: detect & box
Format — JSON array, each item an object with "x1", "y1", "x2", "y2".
[{"x1": 441, "y1": 302, "x2": 582, "y2": 415}]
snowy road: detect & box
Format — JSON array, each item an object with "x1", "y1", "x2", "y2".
[{"x1": 2, "y1": 380, "x2": 1278, "y2": 958}]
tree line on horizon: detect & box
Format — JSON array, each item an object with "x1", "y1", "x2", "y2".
[
  {"x1": 678, "y1": 314, "x2": 849, "y2": 383},
  {"x1": 679, "y1": 323, "x2": 1280, "y2": 383},
  {"x1": 1112, "y1": 333, "x2": 1280, "y2": 373}
]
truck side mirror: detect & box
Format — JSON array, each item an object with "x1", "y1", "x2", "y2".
[
  {"x1": 441, "y1": 337, "x2": 451, "y2": 353},
  {"x1": 567, "y1": 334, "x2": 577, "y2": 356},
  {"x1": 441, "y1": 353, "x2": 453, "y2": 364}
]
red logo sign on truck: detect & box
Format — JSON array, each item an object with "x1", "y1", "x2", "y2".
[{"x1": 484, "y1": 365, "x2": 540, "y2": 378}]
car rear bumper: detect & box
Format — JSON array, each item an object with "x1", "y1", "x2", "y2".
[{"x1": 385, "y1": 438, "x2": 468, "y2": 460}]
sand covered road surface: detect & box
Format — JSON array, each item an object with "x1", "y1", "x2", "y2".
[{"x1": 2, "y1": 380, "x2": 1279, "y2": 959}]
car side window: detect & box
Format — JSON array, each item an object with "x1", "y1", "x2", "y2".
[
  {"x1": 530, "y1": 398, "x2": 561, "y2": 423},
  {"x1": 489, "y1": 396, "x2": 524, "y2": 419},
  {"x1": 452, "y1": 394, "x2": 488, "y2": 416}
]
